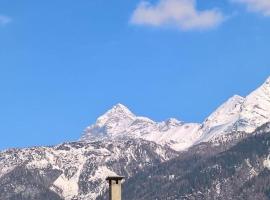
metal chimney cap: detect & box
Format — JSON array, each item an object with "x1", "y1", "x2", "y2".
[{"x1": 106, "y1": 176, "x2": 125, "y2": 181}]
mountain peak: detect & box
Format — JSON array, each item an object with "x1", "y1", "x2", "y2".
[
  {"x1": 238, "y1": 76, "x2": 270, "y2": 132},
  {"x1": 205, "y1": 94, "x2": 245, "y2": 123},
  {"x1": 81, "y1": 104, "x2": 136, "y2": 139},
  {"x1": 111, "y1": 103, "x2": 133, "y2": 114},
  {"x1": 96, "y1": 103, "x2": 136, "y2": 126},
  {"x1": 81, "y1": 76, "x2": 270, "y2": 148},
  {"x1": 198, "y1": 94, "x2": 245, "y2": 142}
]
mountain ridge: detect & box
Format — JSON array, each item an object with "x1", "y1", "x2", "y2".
[
  {"x1": 81, "y1": 76, "x2": 270, "y2": 151},
  {"x1": 1, "y1": 76, "x2": 270, "y2": 200},
  {"x1": 118, "y1": 122, "x2": 270, "y2": 200}
]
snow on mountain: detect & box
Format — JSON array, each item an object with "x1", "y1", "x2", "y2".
[
  {"x1": 81, "y1": 104, "x2": 201, "y2": 151},
  {"x1": 239, "y1": 77, "x2": 270, "y2": 132},
  {"x1": 202, "y1": 95, "x2": 245, "y2": 130},
  {"x1": 119, "y1": 124, "x2": 270, "y2": 200},
  {"x1": 198, "y1": 76, "x2": 270, "y2": 143},
  {"x1": 141, "y1": 121, "x2": 201, "y2": 151},
  {"x1": 81, "y1": 76, "x2": 270, "y2": 151},
  {"x1": 0, "y1": 139, "x2": 177, "y2": 200},
  {"x1": 197, "y1": 95, "x2": 245, "y2": 142},
  {"x1": 1, "y1": 76, "x2": 270, "y2": 200},
  {"x1": 81, "y1": 104, "x2": 136, "y2": 140}
]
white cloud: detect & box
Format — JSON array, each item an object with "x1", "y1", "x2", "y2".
[
  {"x1": 233, "y1": 0, "x2": 270, "y2": 16},
  {"x1": 130, "y1": 0, "x2": 224, "y2": 31},
  {"x1": 0, "y1": 15, "x2": 12, "y2": 26}
]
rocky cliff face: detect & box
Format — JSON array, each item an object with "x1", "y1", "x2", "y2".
[{"x1": 0, "y1": 139, "x2": 177, "y2": 200}]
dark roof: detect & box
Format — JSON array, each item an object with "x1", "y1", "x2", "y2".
[{"x1": 106, "y1": 176, "x2": 125, "y2": 181}]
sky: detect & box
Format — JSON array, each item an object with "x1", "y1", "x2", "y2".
[{"x1": 0, "y1": 0, "x2": 270, "y2": 150}]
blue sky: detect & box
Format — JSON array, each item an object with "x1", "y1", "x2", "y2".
[{"x1": 0, "y1": 0, "x2": 270, "y2": 150}]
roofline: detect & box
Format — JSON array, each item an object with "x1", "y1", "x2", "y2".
[{"x1": 106, "y1": 176, "x2": 125, "y2": 181}]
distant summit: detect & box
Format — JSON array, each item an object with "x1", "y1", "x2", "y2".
[{"x1": 81, "y1": 76, "x2": 270, "y2": 150}]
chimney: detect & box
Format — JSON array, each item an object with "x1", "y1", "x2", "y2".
[{"x1": 106, "y1": 176, "x2": 124, "y2": 200}]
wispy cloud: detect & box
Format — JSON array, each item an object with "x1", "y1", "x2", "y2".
[
  {"x1": 0, "y1": 15, "x2": 12, "y2": 26},
  {"x1": 130, "y1": 0, "x2": 224, "y2": 31},
  {"x1": 233, "y1": 0, "x2": 270, "y2": 16}
]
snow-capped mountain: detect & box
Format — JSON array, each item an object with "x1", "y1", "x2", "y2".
[
  {"x1": 81, "y1": 103, "x2": 201, "y2": 151},
  {"x1": 240, "y1": 77, "x2": 270, "y2": 132},
  {"x1": 198, "y1": 77, "x2": 270, "y2": 143},
  {"x1": 197, "y1": 95, "x2": 245, "y2": 142},
  {"x1": 81, "y1": 104, "x2": 137, "y2": 140},
  {"x1": 0, "y1": 139, "x2": 177, "y2": 200},
  {"x1": 81, "y1": 77, "x2": 270, "y2": 150},
  {"x1": 1, "y1": 76, "x2": 270, "y2": 200},
  {"x1": 118, "y1": 123, "x2": 270, "y2": 200}
]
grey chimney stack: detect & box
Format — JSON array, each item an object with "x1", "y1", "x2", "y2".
[{"x1": 106, "y1": 176, "x2": 124, "y2": 200}]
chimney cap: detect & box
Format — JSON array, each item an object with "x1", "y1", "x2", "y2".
[{"x1": 106, "y1": 176, "x2": 125, "y2": 181}]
